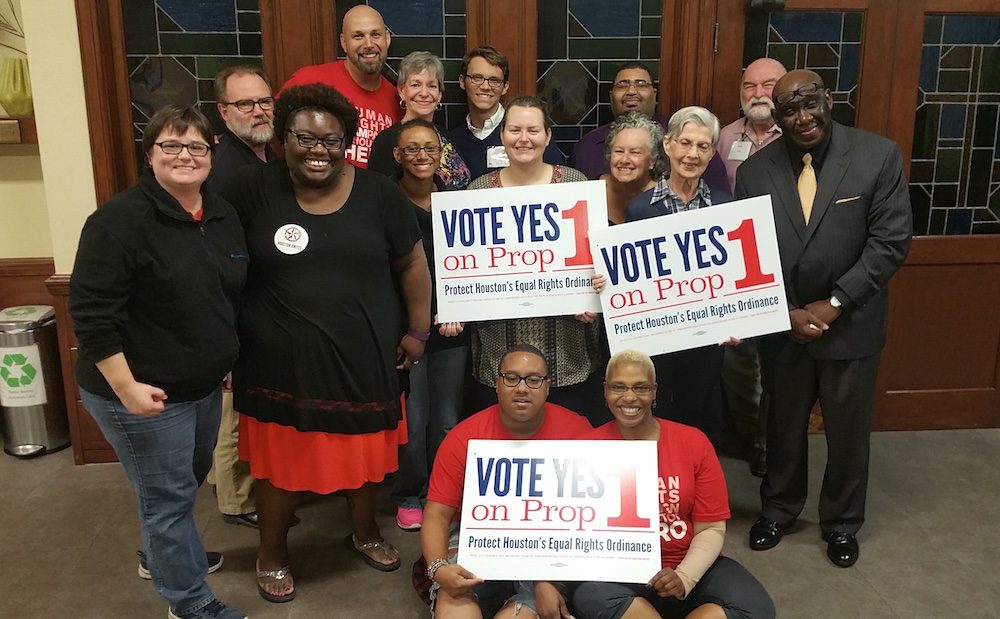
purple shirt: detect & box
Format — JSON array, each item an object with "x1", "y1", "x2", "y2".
[{"x1": 569, "y1": 111, "x2": 732, "y2": 199}]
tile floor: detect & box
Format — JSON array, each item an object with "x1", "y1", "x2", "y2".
[{"x1": 1, "y1": 428, "x2": 998, "y2": 618}]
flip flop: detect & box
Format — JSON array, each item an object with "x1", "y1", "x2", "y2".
[
  {"x1": 256, "y1": 562, "x2": 296, "y2": 603},
  {"x1": 345, "y1": 533, "x2": 401, "y2": 572}
]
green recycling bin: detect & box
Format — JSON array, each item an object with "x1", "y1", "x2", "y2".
[{"x1": 0, "y1": 305, "x2": 69, "y2": 457}]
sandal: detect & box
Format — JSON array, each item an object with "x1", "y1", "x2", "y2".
[
  {"x1": 256, "y1": 562, "x2": 296, "y2": 603},
  {"x1": 345, "y1": 533, "x2": 401, "y2": 572}
]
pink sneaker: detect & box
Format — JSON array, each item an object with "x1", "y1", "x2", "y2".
[{"x1": 396, "y1": 506, "x2": 423, "y2": 531}]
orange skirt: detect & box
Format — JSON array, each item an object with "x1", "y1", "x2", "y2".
[{"x1": 238, "y1": 397, "x2": 408, "y2": 494}]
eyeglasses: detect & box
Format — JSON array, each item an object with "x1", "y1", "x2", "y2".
[
  {"x1": 463, "y1": 73, "x2": 505, "y2": 89},
  {"x1": 612, "y1": 79, "x2": 653, "y2": 91},
  {"x1": 773, "y1": 82, "x2": 824, "y2": 106},
  {"x1": 287, "y1": 130, "x2": 345, "y2": 151},
  {"x1": 399, "y1": 145, "x2": 443, "y2": 156},
  {"x1": 671, "y1": 137, "x2": 713, "y2": 155},
  {"x1": 606, "y1": 383, "x2": 654, "y2": 396},
  {"x1": 154, "y1": 141, "x2": 210, "y2": 157},
  {"x1": 498, "y1": 372, "x2": 548, "y2": 389},
  {"x1": 223, "y1": 97, "x2": 275, "y2": 113}
]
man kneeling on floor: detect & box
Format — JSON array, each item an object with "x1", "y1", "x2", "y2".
[{"x1": 421, "y1": 344, "x2": 593, "y2": 618}]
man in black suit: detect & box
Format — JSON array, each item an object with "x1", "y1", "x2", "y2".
[{"x1": 734, "y1": 70, "x2": 912, "y2": 567}]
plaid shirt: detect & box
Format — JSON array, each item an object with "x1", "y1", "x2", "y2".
[{"x1": 647, "y1": 177, "x2": 714, "y2": 215}]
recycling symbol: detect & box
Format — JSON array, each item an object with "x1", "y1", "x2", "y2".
[{"x1": 1, "y1": 353, "x2": 37, "y2": 387}]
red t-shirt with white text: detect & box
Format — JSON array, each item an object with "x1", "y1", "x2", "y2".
[
  {"x1": 281, "y1": 60, "x2": 401, "y2": 168},
  {"x1": 427, "y1": 403, "x2": 592, "y2": 509},
  {"x1": 589, "y1": 418, "x2": 730, "y2": 569}
]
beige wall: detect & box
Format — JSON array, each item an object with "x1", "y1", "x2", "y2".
[
  {"x1": 0, "y1": 145, "x2": 52, "y2": 257},
  {"x1": 7, "y1": 0, "x2": 97, "y2": 273}
]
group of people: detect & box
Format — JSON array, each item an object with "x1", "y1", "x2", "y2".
[{"x1": 67, "y1": 4, "x2": 912, "y2": 619}]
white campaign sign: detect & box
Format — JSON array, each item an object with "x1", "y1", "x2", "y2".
[
  {"x1": 458, "y1": 440, "x2": 660, "y2": 583},
  {"x1": 0, "y1": 343, "x2": 47, "y2": 407},
  {"x1": 432, "y1": 181, "x2": 607, "y2": 322},
  {"x1": 588, "y1": 196, "x2": 790, "y2": 356}
]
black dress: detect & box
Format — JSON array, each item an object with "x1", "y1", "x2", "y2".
[{"x1": 220, "y1": 161, "x2": 422, "y2": 492}]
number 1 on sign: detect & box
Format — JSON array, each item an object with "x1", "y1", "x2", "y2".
[
  {"x1": 562, "y1": 200, "x2": 593, "y2": 267},
  {"x1": 727, "y1": 218, "x2": 775, "y2": 289}
]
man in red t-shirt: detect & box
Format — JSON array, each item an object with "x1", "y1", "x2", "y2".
[
  {"x1": 280, "y1": 5, "x2": 401, "y2": 168},
  {"x1": 422, "y1": 345, "x2": 591, "y2": 618}
]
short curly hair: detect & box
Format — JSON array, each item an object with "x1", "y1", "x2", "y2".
[
  {"x1": 605, "y1": 110, "x2": 666, "y2": 179},
  {"x1": 273, "y1": 83, "x2": 360, "y2": 148}
]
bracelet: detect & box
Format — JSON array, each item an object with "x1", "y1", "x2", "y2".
[
  {"x1": 426, "y1": 557, "x2": 449, "y2": 582},
  {"x1": 407, "y1": 328, "x2": 431, "y2": 342}
]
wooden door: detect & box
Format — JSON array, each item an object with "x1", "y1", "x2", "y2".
[{"x1": 712, "y1": 0, "x2": 1000, "y2": 430}]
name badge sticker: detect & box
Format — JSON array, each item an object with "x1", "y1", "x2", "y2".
[
  {"x1": 728, "y1": 140, "x2": 751, "y2": 162},
  {"x1": 274, "y1": 224, "x2": 309, "y2": 255},
  {"x1": 486, "y1": 145, "x2": 510, "y2": 168}
]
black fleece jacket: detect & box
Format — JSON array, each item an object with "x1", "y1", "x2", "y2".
[{"x1": 70, "y1": 171, "x2": 248, "y2": 402}]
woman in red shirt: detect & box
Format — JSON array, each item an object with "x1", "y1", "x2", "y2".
[{"x1": 573, "y1": 350, "x2": 774, "y2": 619}]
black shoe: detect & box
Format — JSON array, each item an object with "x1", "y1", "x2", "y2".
[
  {"x1": 748, "y1": 517, "x2": 787, "y2": 550},
  {"x1": 748, "y1": 447, "x2": 767, "y2": 478},
  {"x1": 223, "y1": 511, "x2": 300, "y2": 529},
  {"x1": 824, "y1": 531, "x2": 859, "y2": 567},
  {"x1": 137, "y1": 550, "x2": 223, "y2": 580},
  {"x1": 223, "y1": 512, "x2": 259, "y2": 528}
]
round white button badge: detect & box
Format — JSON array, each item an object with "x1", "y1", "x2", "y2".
[{"x1": 273, "y1": 224, "x2": 309, "y2": 255}]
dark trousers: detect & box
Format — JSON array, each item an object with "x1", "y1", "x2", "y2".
[
  {"x1": 651, "y1": 345, "x2": 725, "y2": 446},
  {"x1": 760, "y1": 346, "x2": 880, "y2": 534}
]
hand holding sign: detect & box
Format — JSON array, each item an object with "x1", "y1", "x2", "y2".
[
  {"x1": 589, "y1": 196, "x2": 790, "y2": 356},
  {"x1": 433, "y1": 182, "x2": 608, "y2": 322}
]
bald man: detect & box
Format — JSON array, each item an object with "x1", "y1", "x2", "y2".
[
  {"x1": 282, "y1": 5, "x2": 401, "y2": 168},
  {"x1": 716, "y1": 57, "x2": 786, "y2": 478},
  {"x1": 736, "y1": 69, "x2": 911, "y2": 568}
]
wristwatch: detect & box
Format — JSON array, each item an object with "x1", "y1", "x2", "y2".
[{"x1": 829, "y1": 295, "x2": 842, "y2": 309}]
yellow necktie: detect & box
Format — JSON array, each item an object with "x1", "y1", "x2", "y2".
[{"x1": 798, "y1": 153, "x2": 817, "y2": 224}]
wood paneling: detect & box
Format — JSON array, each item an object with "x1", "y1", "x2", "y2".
[
  {"x1": 875, "y1": 236, "x2": 1000, "y2": 430},
  {"x1": 45, "y1": 275, "x2": 116, "y2": 464},
  {"x1": 0, "y1": 257, "x2": 55, "y2": 309},
  {"x1": 466, "y1": 0, "x2": 538, "y2": 98},
  {"x1": 260, "y1": 0, "x2": 338, "y2": 89},
  {"x1": 74, "y1": 0, "x2": 137, "y2": 204},
  {"x1": 661, "y1": 0, "x2": 719, "y2": 114}
]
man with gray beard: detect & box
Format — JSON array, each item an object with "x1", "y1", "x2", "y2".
[
  {"x1": 203, "y1": 64, "x2": 276, "y2": 531},
  {"x1": 715, "y1": 57, "x2": 786, "y2": 479},
  {"x1": 207, "y1": 65, "x2": 276, "y2": 190},
  {"x1": 717, "y1": 58, "x2": 787, "y2": 192}
]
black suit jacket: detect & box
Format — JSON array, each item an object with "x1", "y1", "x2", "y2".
[{"x1": 735, "y1": 122, "x2": 912, "y2": 361}]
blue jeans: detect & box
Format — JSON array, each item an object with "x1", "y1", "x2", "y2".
[
  {"x1": 80, "y1": 386, "x2": 222, "y2": 615},
  {"x1": 392, "y1": 346, "x2": 468, "y2": 508}
]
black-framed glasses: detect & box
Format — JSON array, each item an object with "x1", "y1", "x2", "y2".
[
  {"x1": 154, "y1": 141, "x2": 210, "y2": 157},
  {"x1": 498, "y1": 372, "x2": 548, "y2": 389},
  {"x1": 773, "y1": 82, "x2": 824, "y2": 106},
  {"x1": 612, "y1": 79, "x2": 653, "y2": 91},
  {"x1": 607, "y1": 383, "x2": 654, "y2": 396},
  {"x1": 463, "y1": 73, "x2": 505, "y2": 89},
  {"x1": 287, "y1": 130, "x2": 345, "y2": 151},
  {"x1": 399, "y1": 145, "x2": 443, "y2": 156},
  {"x1": 223, "y1": 97, "x2": 275, "y2": 113}
]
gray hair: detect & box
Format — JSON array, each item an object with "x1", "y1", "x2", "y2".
[
  {"x1": 605, "y1": 349, "x2": 656, "y2": 382},
  {"x1": 665, "y1": 105, "x2": 720, "y2": 147},
  {"x1": 397, "y1": 51, "x2": 445, "y2": 89},
  {"x1": 605, "y1": 111, "x2": 667, "y2": 180}
]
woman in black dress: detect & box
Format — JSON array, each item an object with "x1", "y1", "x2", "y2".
[{"x1": 220, "y1": 84, "x2": 431, "y2": 602}]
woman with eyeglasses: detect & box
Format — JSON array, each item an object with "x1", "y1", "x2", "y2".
[
  {"x1": 70, "y1": 105, "x2": 248, "y2": 619},
  {"x1": 596, "y1": 106, "x2": 735, "y2": 446},
  {"x1": 466, "y1": 95, "x2": 604, "y2": 424},
  {"x1": 388, "y1": 119, "x2": 470, "y2": 532},
  {"x1": 367, "y1": 51, "x2": 471, "y2": 189},
  {"x1": 572, "y1": 350, "x2": 775, "y2": 619},
  {"x1": 218, "y1": 84, "x2": 431, "y2": 602}
]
